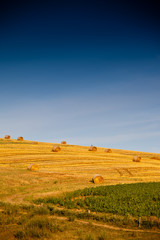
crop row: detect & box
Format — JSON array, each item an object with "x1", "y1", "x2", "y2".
[{"x1": 35, "y1": 182, "x2": 160, "y2": 217}]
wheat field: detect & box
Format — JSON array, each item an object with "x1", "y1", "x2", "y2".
[{"x1": 0, "y1": 138, "x2": 160, "y2": 204}]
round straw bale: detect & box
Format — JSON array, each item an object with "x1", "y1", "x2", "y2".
[
  {"x1": 92, "y1": 174, "x2": 104, "y2": 184},
  {"x1": 133, "y1": 156, "x2": 141, "y2": 162},
  {"x1": 89, "y1": 146, "x2": 97, "y2": 151},
  {"x1": 52, "y1": 145, "x2": 61, "y2": 152},
  {"x1": 61, "y1": 141, "x2": 67, "y2": 144},
  {"x1": 32, "y1": 141, "x2": 38, "y2": 144},
  {"x1": 28, "y1": 164, "x2": 39, "y2": 171},
  {"x1": 4, "y1": 135, "x2": 11, "y2": 140},
  {"x1": 105, "y1": 148, "x2": 112, "y2": 153},
  {"x1": 17, "y1": 136, "x2": 24, "y2": 141}
]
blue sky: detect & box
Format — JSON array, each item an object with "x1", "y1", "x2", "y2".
[{"x1": 0, "y1": 0, "x2": 160, "y2": 152}]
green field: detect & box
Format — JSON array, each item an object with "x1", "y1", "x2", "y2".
[{"x1": 35, "y1": 182, "x2": 160, "y2": 217}]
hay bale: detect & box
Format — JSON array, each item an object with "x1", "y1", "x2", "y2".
[
  {"x1": 92, "y1": 174, "x2": 104, "y2": 184},
  {"x1": 17, "y1": 136, "x2": 24, "y2": 141},
  {"x1": 105, "y1": 148, "x2": 112, "y2": 153},
  {"x1": 89, "y1": 146, "x2": 97, "y2": 151},
  {"x1": 61, "y1": 141, "x2": 67, "y2": 144},
  {"x1": 133, "y1": 156, "x2": 141, "y2": 162},
  {"x1": 28, "y1": 164, "x2": 39, "y2": 171},
  {"x1": 4, "y1": 135, "x2": 11, "y2": 140},
  {"x1": 52, "y1": 145, "x2": 61, "y2": 152},
  {"x1": 32, "y1": 141, "x2": 38, "y2": 144}
]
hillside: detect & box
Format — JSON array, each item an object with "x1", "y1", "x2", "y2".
[
  {"x1": 0, "y1": 138, "x2": 160, "y2": 203},
  {"x1": 1, "y1": 138, "x2": 160, "y2": 239}
]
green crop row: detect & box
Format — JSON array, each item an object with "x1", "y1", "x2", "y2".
[{"x1": 35, "y1": 182, "x2": 160, "y2": 217}]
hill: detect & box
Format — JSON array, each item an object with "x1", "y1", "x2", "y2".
[
  {"x1": 0, "y1": 138, "x2": 160, "y2": 203},
  {"x1": 0, "y1": 138, "x2": 160, "y2": 239}
]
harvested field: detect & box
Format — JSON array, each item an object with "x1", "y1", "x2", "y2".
[
  {"x1": 1, "y1": 138, "x2": 160, "y2": 239},
  {"x1": 0, "y1": 138, "x2": 160, "y2": 203}
]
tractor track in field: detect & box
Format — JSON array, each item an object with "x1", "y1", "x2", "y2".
[{"x1": 115, "y1": 168, "x2": 134, "y2": 177}]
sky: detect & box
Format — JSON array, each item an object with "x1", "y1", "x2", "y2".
[{"x1": 0, "y1": 0, "x2": 160, "y2": 152}]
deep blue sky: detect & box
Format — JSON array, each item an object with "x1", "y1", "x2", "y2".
[{"x1": 0, "y1": 0, "x2": 160, "y2": 152}]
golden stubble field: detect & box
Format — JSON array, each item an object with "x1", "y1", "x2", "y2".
[{"x1": 0, "y1": 138, "x2": 160, "y2": 204}]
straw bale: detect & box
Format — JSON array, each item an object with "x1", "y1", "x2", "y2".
[
  {"x1": 28, "y1": 164, "x2": 39, "y2": 171},
  {"x1": 105, "y1": 148, "x2": 112, "y2": 153},
  {"x1": 61, "y1": 141, "x2": 67, "y2": 144},
  {"x1": 92, "y1": 174, "x2": 104, "y2": 184},
  {"x1": 133, "y1": 155, "x2": 141, "y2": 162},
  {"x1": 89, "y1": 146, "x2": 97, "y2": 151},
  {"x1": 52, "y1": 145, "x2": 61, "y2": 152},
  {"x1": 17, "y1": 136, "x2": 24, "y2": 141},
  {"x1": 4, "y1": 135, "x2": 11, "y2": 140}
]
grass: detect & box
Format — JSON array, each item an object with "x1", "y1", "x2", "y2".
[
  {"x1": 0, "y1": 201, "x2": 160, "y2": 239},
  {"x1": 14, "y1": 216, "x2": 66, "y2": 239}
]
